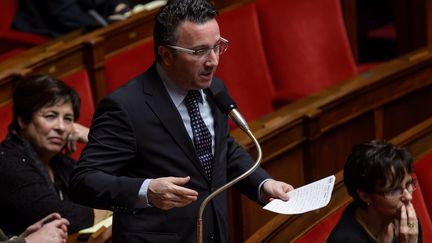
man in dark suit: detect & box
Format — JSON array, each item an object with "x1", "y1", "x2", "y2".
[{"x1": 70, "y1": 0, "x2": 293, "y2": 242}]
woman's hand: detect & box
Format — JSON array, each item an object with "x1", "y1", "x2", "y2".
[
  {"x1": 66, "y1": 123, "x2": 89, "y2": 153},
  {"x1": 396, "y1": 202, "x2": 418, "y2": 243}
]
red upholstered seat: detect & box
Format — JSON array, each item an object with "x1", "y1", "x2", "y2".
[
  {"x1": 415, "y1": 153, "x2": 432, "y2": 219},
  {"x1": 256, "y1": 0, "x2": 358, "y2": 101},
  {"x1": 294, "y1": 204, "x2": 346, "y2": 243},
  {"x1": 411, "y1": 174, "x2": 432, "y2": 241},
  {"x1": 104, "y1": 38, "x2": 155, "y2": 93},
  {"x1": 216, "y1": 3, "x2": 276, "y2": 122},
  {"x1": 0, "y1": 0, "x2": 49, "y2": 57},
  {"x1": 0, "y1": 102, "x2": 13, "y2": 141},
  {"x1": 62, "y1": 69, "x2": 95, "y2": 160}
]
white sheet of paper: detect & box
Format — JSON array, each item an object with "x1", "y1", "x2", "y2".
[{"x1": 263, "y1": 175, "x2": 335, "y2": 214}]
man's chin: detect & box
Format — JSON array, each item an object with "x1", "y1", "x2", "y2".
[{"x1": 197, "y1": 77, "x2": 213, "y2": 89}]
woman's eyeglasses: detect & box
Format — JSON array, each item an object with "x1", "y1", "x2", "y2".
[{"x1": 375, "y1": 179, "x2": 417, "y2": 198}]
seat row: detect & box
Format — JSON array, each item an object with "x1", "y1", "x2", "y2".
[
  {"x1": 0, "y1": 0, "x2": 364, "y2": 142},
  {"x1": 246, "y1": 150, "x2": 432, "y2": 242},
  {"x1": 1, "y1": 1, "x2": 432, "y2": 240}
]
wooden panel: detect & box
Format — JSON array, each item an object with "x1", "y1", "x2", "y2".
[
  {"x1": 382, "y1": 85, "x2": 432, "y2": 139},
  {"x1": 306, "y1": 113, "x2": 375, "y2": 181}
]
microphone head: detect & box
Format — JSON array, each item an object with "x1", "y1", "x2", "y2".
[{"x1": 213, "y1": 91, "x2": 237, "y2": 114}]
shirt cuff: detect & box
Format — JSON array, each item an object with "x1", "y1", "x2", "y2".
[
  {"x1": 258, "y1": 178, "x2": 273, "y2": 203},
  {"x1": 135, "y1": 178, "x2": 153, "y2": 208}
]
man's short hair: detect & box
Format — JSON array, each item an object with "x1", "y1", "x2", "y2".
[{"x1": 153, "y1": 0, "x2": 218, "y2": 61}]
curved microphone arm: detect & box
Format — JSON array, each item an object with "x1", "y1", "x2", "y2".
[{"x1": 197, "y1": 128, "x2": 262, "y2": 243}]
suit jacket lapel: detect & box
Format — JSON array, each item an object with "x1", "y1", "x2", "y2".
[{"x1": 142, "y1": 65, "x2": 211, "y2": 181}]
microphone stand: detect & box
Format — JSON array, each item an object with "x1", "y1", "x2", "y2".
[{"x1": 197, "y1": 127, "x2": 262, "y2": 243}]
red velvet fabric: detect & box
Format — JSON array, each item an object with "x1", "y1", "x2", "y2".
[
  {"x1": 415, "y1": 153, "x2": 432, "y2": 219},
  {"x1": 0, "y1": 0, "x2": 49, "y2": 57},
  {"x1": 294, "y1": 204, "x2": 346, "y2": 243},
  {"x1": 104, "y1": 39, "x2": 155, "y2": 93},
  {"x1": 0, "y1": 0, "x2": 18, "y2": 31},
  {"x1": 411, "y1": 175, "x2": 432, "y2": 241},
  {"x1": 0, "y1": 102, "x2": 13, "y2": 141},
  {"x1": 256, "y1": 0, "x2": 357, "y2": 100},
  {"x1": 216, "y1": 3, "x2": 275, "y2": 122},
  {"x1": 62, "y1": 69, "x2": 95, "y2": 160}
]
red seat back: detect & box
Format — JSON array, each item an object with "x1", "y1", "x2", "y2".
[
  {"x1": 0, "y1": 102, "x2": 13, "y2": 141},
  {"x1": 294, "y1": 204, "x2": 345, "y2": 243},
  {"x1": 216, "y1": 3, "x2": 275, "y2": 121},
  {"x1": 104, "y1": 39, "x2": 155, "y2": 93},
  {"x1": 411, "y1": 175, "x2": 432, "y2": 241},
  {"x1": 0, "y1": 0, "x2": 17, "y2": 31},
  {"x1": 62, "y1": 69, "x2": 95, "y2": 160},
  {"x1": 415, "y1": 152, "x2": 432, "y2": 219},
  {"x1": 256, "y1": 0, "x2": 357, "y2": 100}
]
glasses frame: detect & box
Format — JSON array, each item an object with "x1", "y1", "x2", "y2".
[
  {"x1": 375, "y1": 178, "x2": 417, "y2": 198},
  {"x1": 166, "y1": 37, "x2": 229, "y2": 58}
]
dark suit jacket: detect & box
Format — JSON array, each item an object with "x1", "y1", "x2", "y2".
[
  {"x1": 12, "y1": 0, "x2": 129, "y2": 37},
  {"x1": 70, "y1": 64, "x2": 270, "y2": 243}
]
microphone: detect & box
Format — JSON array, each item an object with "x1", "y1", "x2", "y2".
[
  {"x1": 213, "y1": 91, "x2": 249, "y2": 132},
  {"x1": 197, "y1": 91, "x2": 262, "y2": 243}
]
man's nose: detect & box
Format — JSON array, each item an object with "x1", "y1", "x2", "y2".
[{"x1": 205, "y1": 49, "x2": 219, "y2": 66}]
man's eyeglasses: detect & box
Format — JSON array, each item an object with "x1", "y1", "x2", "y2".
[
  {"x1": 375, "y1": 179, "x2": 417, "y2": 198},
  {"x1": 166, "y1": 37, "x2": 229, "y2": 58}
]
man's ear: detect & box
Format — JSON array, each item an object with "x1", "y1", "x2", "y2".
[
  {"x1": 158, "y1": 46, "x2": 174, "y2": 66},
  {"x1": 357, "y1": 189, "x2": 372, "y2": 206}
]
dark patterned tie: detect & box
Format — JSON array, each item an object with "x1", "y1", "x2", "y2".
[{"x1": 184, "y1": 90, "x2": 213, "y2": 179}]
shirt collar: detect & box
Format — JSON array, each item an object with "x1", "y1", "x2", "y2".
[{"x1": 156, "y1": 63, "x2": 205, "y2": 107}]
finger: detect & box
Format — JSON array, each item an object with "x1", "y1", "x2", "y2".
[
  {"x1": 172, "y1": 184, "x2": 198, "y2": 197},
  {"x1": 49, "y1": 218, "x2": 70, "y2": 229},
  {"x1": 39, "y1": 212, "x2": 61, "y2": 225},
  {"x1": 405, "y1": 202, "x2": 417, "y2": 229},
  {"x1": 406, "y1": 202, "x2": 417, "y2": 219},
  {"x1": 169, "y1": 176, "x2": 192, "y2": 186},
  {"x1": 71, "y1": 140, "x2": 77, "y2": 153},
  {"x1": 399, "y1": 204, "x2": 407, "y2": 229}
]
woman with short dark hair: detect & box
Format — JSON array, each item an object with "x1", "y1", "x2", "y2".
[
  {"x1": 327, "y1": 140, "x2": 422, "y2": 243},
  {"x1": 0, "y1": 75, "x2": 108, "y2": 235}
]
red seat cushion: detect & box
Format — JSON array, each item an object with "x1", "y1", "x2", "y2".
[
  {"x1": 295, "y1": 205, "x2": 346, "y2": 243},
  {"x1": 216, "y1": 3, "x2": 275, "y2": 122},
  {"x1": 256, "y1": 0, "x2": 357, "y2": 100},
  {"x1": 104, "y1": 39, "x2": 155, "y2": 93}
]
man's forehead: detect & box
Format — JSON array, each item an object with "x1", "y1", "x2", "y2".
[{"x1": 174, "y1": 19, "x2": 220, "y2": 45}]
